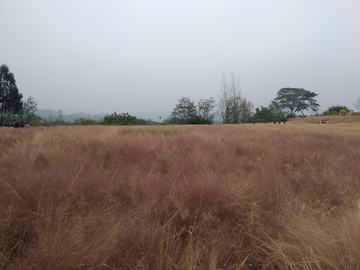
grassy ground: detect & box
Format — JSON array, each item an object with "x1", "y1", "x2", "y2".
[
  {"x1": 287, "y1": 112, "x2": 360, "y2": 124},
  {"x1": 0, "y1": 120, "x2": 360, "y2": 269}
]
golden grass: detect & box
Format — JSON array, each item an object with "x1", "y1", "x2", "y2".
[{"x1": 0, "y1": 122, "x2": 360, "y2": 269}]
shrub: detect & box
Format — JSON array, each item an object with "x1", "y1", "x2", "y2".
[
  {"x1": 325, "y1": 105, "x2": 350, "y2": 115},
  {"x1": 74, "y1": 117, "x2": 98, "y2": 125},
  {"x1": 101, "y1": 112, "x2": 139, "y2": 125},
  {"x1": 339, "y1": 109, "x2": 347, "y2": 116}
]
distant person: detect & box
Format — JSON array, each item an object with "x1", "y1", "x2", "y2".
[
  {"x1": 5, "y1": 121, "x2": 10, "y2": 128},
  {"x1": 274, "y1": 121, "x2": 276, "y2": 124},
  {"x1": 13, "y1": 119, "x2": 19, "y2": 128},
  {"x1": 20, "y1": 122, "x2": 24, "y2": 127},
  {"x1": 25, "y1": 123, "x2": 30, "y2": 127}
]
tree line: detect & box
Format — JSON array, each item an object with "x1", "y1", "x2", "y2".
[
  {"x1": 2, "y1": 63, "x2": 359, "y2": 126},
  {"x1": 0, "y1": 64, "x2": 38, "y2": 125},
  {"x1": 166, "y1": 74, "x2": 323, "y2": 124}
]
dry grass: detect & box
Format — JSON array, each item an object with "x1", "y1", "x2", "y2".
[
  {"x1": 288, "y1": 112, "x2": 360, "y2": 125},
  {"x1": 0, "y1": 122, "x2": 360, "y2": 269}
]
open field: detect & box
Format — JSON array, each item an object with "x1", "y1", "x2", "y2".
[{"x1": 1, "y1": 121, "x2": 360, "y2": 269}]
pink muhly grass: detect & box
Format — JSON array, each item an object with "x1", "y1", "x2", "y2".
[{"x1": 0, "y1": 124, "x2": 360, "y2": 269}]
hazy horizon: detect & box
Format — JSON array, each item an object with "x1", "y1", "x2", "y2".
[{"x1": 1, "y1": 0, "x2": 359, "y2": 116}]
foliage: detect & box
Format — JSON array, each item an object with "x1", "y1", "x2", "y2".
[
  {"x1": 48, "y1": 114, "x2": 53, "y2": 125},
  {"x1": 30, "y1": 115, "x2": 43, "y2": 126},
  {"x1": 102, "y1": 112, "x2": 139, "y2": 125},
  {"x1": 339, "y1": 109, "x2": 347, "y2": 116},
  {"x1": 272, "y1": 88, "x2": 319, "y2": 117},
  {"x1": 0, "y1": 64, "x2": 23, "y2": 123},
  {"x1": 55, "y1": 109, "x2": 64, "y2": 124},
  {"x1": 324, "y1": 105, "x2": 350, "y2": 115},
  {"x1": 219, "y1": 72, "x2": 253, "y2": 124},
  {"x1": 143, "y1": 119, "x2": 161, "y2": 125},
  {"x1": 169, "y1": 96, "x2": 215, "y2": 124},
  {"x1": 74, "y1": 117, "x2": 98, "y2": 125},
  {"x1": 250, "y1": 105, "x2": 287, "y2": 123},
  {"x1": 170, "y1": 96, "x2": 197, "y2": 124},
  {"x1": 20, "y1": 96, "x2": 38, "y2": 124},
  {"x1": 197, "y1": 97, "x2": 216, "y2": 123}
]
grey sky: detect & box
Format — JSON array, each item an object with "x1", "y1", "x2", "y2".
[{"x1": 1, "y1": 0, "x2": 359, "y2": 116}]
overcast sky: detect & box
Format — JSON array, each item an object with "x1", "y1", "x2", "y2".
[{"x1": 1, "y1": 0, "x2": 359, "y2": 116}]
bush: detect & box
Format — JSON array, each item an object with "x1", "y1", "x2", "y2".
[
  {"x1": 324, "y1": 105, "x2": 350, "y2": 115},
  {"x1": 250, "y1": 106, "x2": 287, "y2": 123},
  {"x1": 339, "y1": 109, "x2": 347, "y2": 116},
  {"x1": 101, "y1": 112, "x2": 139, "y2": 125},
  {"x1": 74, "y1": 117, "x2": 98, "y2": 125}
]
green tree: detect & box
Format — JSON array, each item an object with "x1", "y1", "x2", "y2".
[
  {"x1": 102, "y1": 112, "x2": 138, "y2": 125},
  {"x1": 56, "y1": 109, "x2": 64, "y2": 124},
  {"x1": 21, "y1": 96, "x2": 38, "y2": 124},
  {"x1": 272, "y1": 88, "x2": 319, "y2": 117},
  {"x1": 250, "y1": 105, "x2": 287, "y2": 123},
  {"x1": 0, "y1": 64, "x2": 23, "y2": 123},
  {"x1": 6, "y1": 85, "x2": 23, "y2": 120},
  {"x1": 170, "y1": 96, "x2": 197, "y2": 124},
  {"x1": 169, "y1": 96, "x2": 216, "y2": 124}
]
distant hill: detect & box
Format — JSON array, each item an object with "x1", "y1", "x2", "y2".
[{"x1": 36, "y1": 109, "x2": 107, "y2": 123}]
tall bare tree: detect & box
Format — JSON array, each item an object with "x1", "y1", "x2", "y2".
[
  {"x1": 353, "y1": 97, "x2": 360, "y2": 110},
  {"x1": 218, "y1": 72, "x2": 252, "y2": 124},
  {"x1": 197, "y1": 97, "x2": 216, "y2": 121}
]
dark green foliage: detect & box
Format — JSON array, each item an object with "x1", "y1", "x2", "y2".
[
  {"x1": 324, "y1": 105, "x2": 350, "y2": 115},
  {"x1": 0, "y1": 64, "x2": 23, "y2": 123},
  {"x1": 74, "y1": 117, "x2": 98, "y2": 125},
  {"x1": 250, "y1": 106, "x2": 287, "y2": 123},
  {"x1": 102, "y1": 112, "x2": 139, "y2": 125},
  {"x1": 169, "y1": 96, "x2": 215, "y2": 125},
  {"x1": 272, "y1": 88, "x2": 320, "y2": 117},
  {"x1": 170, "y1": 96, "x2": 197, "y2": 124},
  {"x1": 20, "y1": 96, "x2": 38, "y2": 125}
]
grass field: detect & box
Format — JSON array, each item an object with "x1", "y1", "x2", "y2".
[{"x1": 1, "y1": 118, "x2": 360, "y2": 269}]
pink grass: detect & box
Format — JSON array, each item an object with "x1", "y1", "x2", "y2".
[{"x1": 0, "y1": 124, "x2": 360, "y2": 269}]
